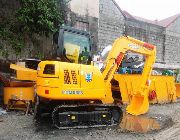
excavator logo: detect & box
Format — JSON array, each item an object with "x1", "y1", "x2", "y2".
[
  {"x1": 128, "y1": 44, "x2": 140, "y2": 50},
  {"x1": 85, "y1": 73, "x2": 92, "y2": 82}
]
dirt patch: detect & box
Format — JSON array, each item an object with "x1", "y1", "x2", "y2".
[{"x1": 119, "y1": 113, "x2": 173, "y2": 133}]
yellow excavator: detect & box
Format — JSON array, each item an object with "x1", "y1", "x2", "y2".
[{"x1": 11, "y1": 36, "x2": 156, "y2": 129}]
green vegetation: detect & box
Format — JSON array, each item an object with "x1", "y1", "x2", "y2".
[{"x1": 0, "y1": 0, "x2": 64, "y2": 59}]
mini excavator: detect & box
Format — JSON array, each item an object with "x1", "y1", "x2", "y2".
[{"x1": 11, "y1": 36, "x2": 156, "y2": 129}]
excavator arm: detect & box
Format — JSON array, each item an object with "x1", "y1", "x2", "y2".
[{"x1": 102, "y1": 36, "x2": 156, "y2": 115}]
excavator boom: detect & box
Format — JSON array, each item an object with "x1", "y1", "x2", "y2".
[{"x1": 102, "y1": 36, "x2": 156, "y2": 115}]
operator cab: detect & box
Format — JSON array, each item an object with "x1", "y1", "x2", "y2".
[{"x1": 54, "y1": 25, "x2": 92, "y2": 64}]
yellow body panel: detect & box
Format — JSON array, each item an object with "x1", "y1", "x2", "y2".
[
  {"x1": 113, "y1": 74, "x2": 176, "y2": 104},
  {"x1": 10, "y1": 64, "x2": 37, "y2": 81},
  {"x1": 4, "y1": 87, "x2": 35, "y2": 104},
  {"x1": 37, "y1": 87, "x2": 105, "y2": 100},
  {"x1": 176, "y1": 83, "x2": 180, "y2": 98},
  {"x1": 36, "y1": 61, "x2": 111, "y2": 102}
]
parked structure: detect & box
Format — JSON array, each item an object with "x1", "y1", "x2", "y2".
[
  {"x1": 69, "y1": 0, "x2": 180, "y2": 65},
  {"x1": 0, "y1": 0, "x2": 180, "y2": 66}
]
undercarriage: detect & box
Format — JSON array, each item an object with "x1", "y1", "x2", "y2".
[{"x1": 34, "y1": 96, "x2": 123, "y2": 129}]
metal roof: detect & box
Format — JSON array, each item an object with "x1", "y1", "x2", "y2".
[{"x1": 123, "y1": 10, "x2": 180, "y2": 27}]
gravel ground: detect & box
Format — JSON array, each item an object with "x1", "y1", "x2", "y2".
[{"x1": 0, "y1": 101, "x2": 180, "y2": 140}]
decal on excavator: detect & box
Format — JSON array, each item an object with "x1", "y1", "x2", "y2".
[
  {"x1": 62, "y1": 90, "x2": 83, "y2": 95},
  {"x1": 85, "y1": 72, "x2": 93, "y2": 82},
  {"x1": 128, "y1": 44, "x2": 140, "y2": 50}
]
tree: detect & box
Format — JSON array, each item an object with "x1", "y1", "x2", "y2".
[
  {"x1": 0, "y1": 0, "x2": 64, "y2": 59},
  {"x1": 17, "y1": 0, "x2": 63, "y2": 37}
]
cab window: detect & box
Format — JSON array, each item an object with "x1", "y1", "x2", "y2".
[{"x1": 43, "y1": 64, "x2": 55, "y2": 75}]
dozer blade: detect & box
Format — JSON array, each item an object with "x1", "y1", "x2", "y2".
[
  {"x1": 126, "y1": 94, "x2": 149, "y2": 115},
  {"x1": 52, "y1": 104, "x2": 123, "y2": 129}
]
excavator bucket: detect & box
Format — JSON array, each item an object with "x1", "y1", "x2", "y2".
[{"x1": 126, "y1": 94, "x2": 149, "y2": 115}]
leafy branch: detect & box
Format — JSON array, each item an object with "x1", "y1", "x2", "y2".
[
  {"x1": 16, "y1": 0, "x2": 62, "y2": 37},
  {"x1": 0, "y1": 0, "x2": 64, "y2": 59}
]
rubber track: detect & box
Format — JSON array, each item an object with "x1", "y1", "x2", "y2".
[{"x1": 52, "y1": 104, "x2": 123, "y2": 129}]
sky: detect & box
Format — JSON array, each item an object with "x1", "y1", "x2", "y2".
[{"x1": 115, "y1": 0, "x2": 180, "y2": 20}]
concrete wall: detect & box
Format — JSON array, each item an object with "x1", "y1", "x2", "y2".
[
  {"x1": 0, "y1": 0, "x2": 19, "y2": 60},
  {"x1": 164, "y1": 17, "x2": 180, "y2": 64},
  {"x1": 0, "y1": 34, "x2": 54, "y2": 60},
  {"x1": 68, "y1": 0, "x2": 99, "y2": 51},
  {"x1": 98, "y1": 0, "x2": 125, "y2": 50},
  {"x1": 125, "y1": 19, "x2": 165, "y2": 62},
  {"x1": 98, "y1": 0, "x2": 165, "y2": 62},
  {"x1": 69, "y1": 0, "x2": 99, "y2": 18},
  {"x1": 99, "y1": 0, "x2": 180, "y2": 65}
]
